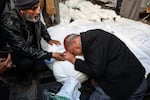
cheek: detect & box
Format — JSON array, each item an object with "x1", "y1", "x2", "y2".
[
  {"x1": 27, "y1": 11, "x2": 35, "y2": 17},
  {"x1": 70, "y1": 49, "x2": 78, "y2": 55},
  {"x1": 65, "y1": 47, "x2": 71, "y2": 52},
  {"x1": 69, "y1": 49, "x2": 74, "y2": 54},
  {"x1": 76, "y1": 48, "x2": 82, "y2": 55},
  {"x1": 35, "y1": 9, "x2": 40, "y2": 14},
  {"x1": 24, "y1": 12, "x2": 32, "y2": 18},
  {"x1": 67, "y1": 47, "x2": 75, "y2": 54},
  {"x1": 77, "y1": 49, "x2": 81, "y2": 54}
]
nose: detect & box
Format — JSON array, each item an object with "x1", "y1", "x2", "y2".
[{"x1": 35, "y1": 6, "x2": 40, "y2": 14}]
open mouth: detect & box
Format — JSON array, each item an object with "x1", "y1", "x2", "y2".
[{"x1": 34, "y1": 15, "x2": 40, "y2": 20}]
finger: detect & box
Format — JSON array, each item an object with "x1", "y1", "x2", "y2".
[
  {"x1": 59, "y1": 53, "x2": 65, "y2": 56},
  {"x1": 12, "y1": 64, "x2": 16, "y2": 68},
  {"x1": 63, "y1": 51, "x2": 67, "y2": 53},
  {"x1": 57, "y1": 42, "x2": 61, "y2": 45},
  {"x1": 7, "y1": 62, "x2": 12, "y2": 68},
  {"x1": 55, "y1": 42, "x2": 61, "y2": 45},
  {"x1": 6, "y1": 61, "x2": 16, "y2": 68},
  {"x1": 63, "y1": 53, "x2": 66, "y2": 56},
  {"x1": 58, "y1": 56, "x2": 65, "y2": 61},
  {"x1": 0, "y1": 58, "x2": 6, "y2": 62},
  {"x1": 5, "y1": 53, "x2": 11, "y2": 63}
]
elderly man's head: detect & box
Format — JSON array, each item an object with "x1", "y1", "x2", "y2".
[
  {"x1": 15, "y1": 0, "x2": 40, "y2": 23},
  {"x1": 64, "y1": 34, "x2": 82, "y2": 55}
]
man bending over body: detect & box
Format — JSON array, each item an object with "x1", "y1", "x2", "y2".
[{"x1": 63, "y1": 29, "x2": 146, "y2": 100}]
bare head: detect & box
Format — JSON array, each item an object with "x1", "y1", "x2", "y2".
[{"x1": 64, "y1": 34, "x2": 82, "y2": 55}]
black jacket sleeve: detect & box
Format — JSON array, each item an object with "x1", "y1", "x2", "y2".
[
  {"x1": 0, "y1": 0, "x2": 7, "y2": 16},
  {"x1": 40, "y1": 21, "x2": 51, "y2": 42},
  {"x1": 75, "y1": 30, "x2": 107, "y2": 78}
]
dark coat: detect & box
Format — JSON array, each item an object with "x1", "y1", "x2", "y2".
[
  {"x1": 0, "y1": 0, "x2": 7, "y2": 49},
  {"x1": 0, "y1": 0, "x2": 7, "y2": 16},
  {"x1": 75, "y1": 29, "x2": 145, "y2": 100},
  {"x1": 0, "y1": 10, "x2": 52, "y2": 59}
]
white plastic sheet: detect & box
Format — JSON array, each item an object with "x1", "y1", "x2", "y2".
[
  {"x1": 53, "y1": 60, "x2": 88, "y2": 84},
  {"x1": 56, "y1": 78, "x2": 81, "y2": 100}
]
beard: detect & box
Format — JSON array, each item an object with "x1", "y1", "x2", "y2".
[{"x1": 24, "y1": 13, "x2": 40, "y2": 23}]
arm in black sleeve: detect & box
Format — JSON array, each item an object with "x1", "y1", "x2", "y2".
[
  {"x1": 0, "y1": 0, "x2": 7, "y2": 16},
  {"x1": 74, "y1": 43, "x2": 106, "y2": 78},
  {"x1": 1, "y1": 12, "x2": 52, "y2": 60},
  {"x1": 40, "y1": 21, "x2": 51, "y2": 42},
  {"x1": 74, "y1": 30, "x2": 108, "y2": 78}
]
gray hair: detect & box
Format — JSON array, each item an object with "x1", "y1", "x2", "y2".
[{"x1": 64, "y1": 34, "x2": 79, "y2": 47}]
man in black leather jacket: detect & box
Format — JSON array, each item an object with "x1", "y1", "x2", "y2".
[
  {"x1": 0, "y1": 0, "x2": 64, "y2": 78},
  {"x1": 0, "y1": 0, "x2": 8, "y2": 51},
  {"x1": 0, "y1": 1, "x2": 12, "y2": 99}
]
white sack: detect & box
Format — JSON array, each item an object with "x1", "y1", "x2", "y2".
[{"x1": 53, "y1": 58, "x2": 88, "y2": 84}]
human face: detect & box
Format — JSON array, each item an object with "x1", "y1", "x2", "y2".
[
  {"x1": 20, "y1": 3, "x2": 40, "y2": 23},
  {"x1": 66, "y1": 37, "x2": 82, "y2": 56}
]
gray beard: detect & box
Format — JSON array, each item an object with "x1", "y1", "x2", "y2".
[{"x1": 24, "y1": 13, "x2": 40, "y2": 23}]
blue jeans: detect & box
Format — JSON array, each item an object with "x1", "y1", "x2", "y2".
[
  {"x1": 89, "y1": 78, "x2": 147, "y2": 100},
  {"x1": 128, "y1": 79, "x2": 147, "y2": 100}
]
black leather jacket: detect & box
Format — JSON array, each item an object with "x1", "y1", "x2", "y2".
[
  {"x1": 0, "y1": 9, "x2": 52, "y2": 59},
  {"x1": 0, "y1": 0, "x2": 7, "y2": 51}
]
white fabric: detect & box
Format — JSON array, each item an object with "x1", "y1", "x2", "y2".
[
  {"x1": 59, "y1": 3, "x2": 71, "y2": 25},
  {"x1": 41, "y1": 25, "x2": 88, "y2": 83},
  {"x1": 41, "y1": 20, "x2": 150, "y2": 77},
  {"x1": 53, "y1": 56, "x2": 88, "y2": 84},
  {"x1": 56, "y1": 78, "x2": 81, "y2": 100},
  {"x1": 65, "y1": 0, "x2": 85, "y2": 8},
  {"x1": 59, "y1": 1, "x2": 120, "y2": 25}
]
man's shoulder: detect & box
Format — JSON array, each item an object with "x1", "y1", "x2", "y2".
[
  {"x1": 1, "y1": 10, "x2": 20, "y2": 28},
  {"x1": 2, "y1": 10, "x2": 18, "y2": 19}
]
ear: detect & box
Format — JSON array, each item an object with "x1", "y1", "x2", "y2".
[{"x1": 20, "y1": 10, "x2": 24, "y2": 15}]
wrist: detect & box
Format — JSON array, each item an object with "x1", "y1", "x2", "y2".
[{"x1": 52, "y1": 53, "x2": 55, "y2": 58}]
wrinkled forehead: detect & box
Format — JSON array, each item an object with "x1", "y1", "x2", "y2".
[{"x1": 27, "y1": 3, "x2": 40, "y2": 10}]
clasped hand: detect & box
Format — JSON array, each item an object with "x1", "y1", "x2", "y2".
[
  {"x1": 63, "y1": 52, "x2": 76, "y2": 64},
  {"x1": 48, "y1": 40, "x2": 61, "y2": 45},
  {"x1": 0, "y1": 53, "x2": 15, "y2": 74},
  {"x1": 52, "y1": 52, "x2": 76, "y2": 63}
]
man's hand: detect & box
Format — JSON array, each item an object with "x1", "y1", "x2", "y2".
[
  {"x1": 52, "y1": 52, "x2": 65, "y2": 61},
  {"x1": 48, "y1": 40, "x2": 61, "y2": 45},
  {"x1": 0, "y1": 53, "x2": 15, "y2": 74},
  {"x1": 63, "y1": 52, "x2": 76, "y2": 64}
]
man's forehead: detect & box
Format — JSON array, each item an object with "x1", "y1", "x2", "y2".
[{"x1": 31, "y1": 3, "x2": 40, "y2": 8}]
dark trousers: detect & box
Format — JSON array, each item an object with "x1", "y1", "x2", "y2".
[
  {"x1": 11, "y1": 53, "x2": 48, "y2": 78},
  {"x1": 0, "y1": 80, "x2": 9, "y2": 100},
  {"x1": 89, "y1": 78, "x2": 147, "y2": 100},
  {"x1": 0, "y1": 86, "x2": 9, "y2": 100}
]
